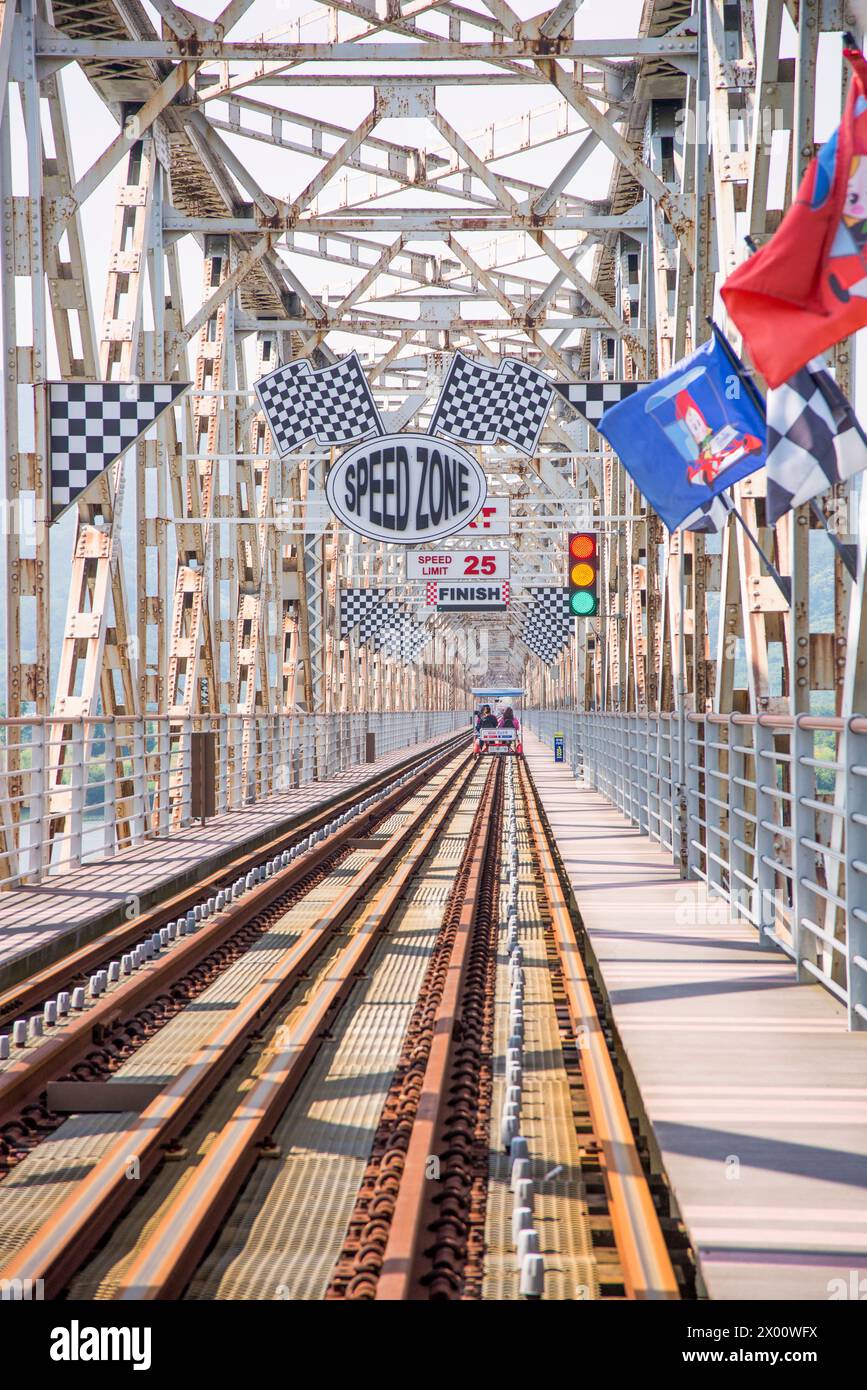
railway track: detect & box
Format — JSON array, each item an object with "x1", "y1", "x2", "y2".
[
  {"x1": 0, "y1": 736, "x2": 466, "y2": 1158},
  {"x1": 0, "y1": 744, "x2": 686, "y2": 1301}
]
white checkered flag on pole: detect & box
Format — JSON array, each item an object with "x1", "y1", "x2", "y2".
[
  {"x1": 429, "y1": 351, "x2": 554, "y2": 457},
  {"x1": 255, "y1": 351, "x2": 385, "y2": 455},
  {"x1": 49, "y1": 381, "x2": 189, "y2": 522}
]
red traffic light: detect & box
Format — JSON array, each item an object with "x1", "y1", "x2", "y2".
[{"x1": 569, "y1": 533, "x2": 596, "y2": 560}]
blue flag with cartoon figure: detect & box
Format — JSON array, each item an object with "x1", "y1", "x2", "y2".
[{"x1": 597, "y1": 330, "x2": 766, "y2": 532}]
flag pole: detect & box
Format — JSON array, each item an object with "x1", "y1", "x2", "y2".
[
  {"x1": 706, "y1": 318, "x2": 767, "y2": 417},
  {"x1": 718, "y1": 494, "x2": 792, "y2": 605},
  {"x1": 808, "y1": 498, "x2": 858, "y2": 580},
  {"x1": 704, "y1": 318, "x2": 793, "y2": 604}
]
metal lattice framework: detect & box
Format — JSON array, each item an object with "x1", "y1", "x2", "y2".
[{"x1": 2, "y1": 1, "x2": 867, "y2": 889}]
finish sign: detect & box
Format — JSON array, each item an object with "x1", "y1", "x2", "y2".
[
  {"x1": 326, "y1": 432, "x2": 487, "y2": 544},
  {"x1": 427, "y1": 581, "x2": 510, "y2": 612},
  {"x1": 407, "y1": 550, "x2": 510, "y2": 580}
]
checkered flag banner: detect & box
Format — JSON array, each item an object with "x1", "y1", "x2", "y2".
[
  {"x1": 378, "y1": 614, "x2": 431, "y2": 665},
  {"x1": 554, "y1": 380, "x2": 647, "y2": 427},
  {"x1": 521, "y1": 587, "x2": 572, "y2": 666},
  {"x1": 340, "y1": 587, "x2": 388, "y2": 639},
  {"x1": 765, "y1": 358, "x2": 867, "y2": 525},
  {"x1": 255, "y1": 351, "x2": 384, "y2": 456},
  {"x1": 360, "y1": 600, "x2": 404, "y2": 649},
  {"x1": 429, "y1": 351, "x2": 554, "y2": 457},
  {"x1": 49, "y1": 381, "x2": 189, "y2": 522},
  {"x1": 681, "y1": 496, "x2": 729, "y2": 534}
]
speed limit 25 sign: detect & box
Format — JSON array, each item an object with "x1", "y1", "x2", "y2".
[{"x1": 406, "y1": 550, "x2": 511, "y2": 580}]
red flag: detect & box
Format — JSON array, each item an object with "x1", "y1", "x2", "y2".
[{"x1": 721, "y1": 49, "x2": 867, "y2": 388}]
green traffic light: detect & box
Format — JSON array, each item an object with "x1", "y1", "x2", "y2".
[{"x1": 570, "y1": 591, "x2": 597, "y2": 616}]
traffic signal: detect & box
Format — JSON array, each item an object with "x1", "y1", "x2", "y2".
[{"x1": 568, "y1": 532, "x2": 598, "y2": 616}]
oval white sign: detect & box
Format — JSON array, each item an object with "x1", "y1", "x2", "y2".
[{"x1": 325, "y1": 432, "x2": 487, "y2": 544}]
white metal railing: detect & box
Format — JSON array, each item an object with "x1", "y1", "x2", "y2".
[
  {"x1": 0, "y1": 711, "x2": 467, "y2": 891},
  {"x1": 524, "y1": 709, "x2": 867, "y2": 1031}
]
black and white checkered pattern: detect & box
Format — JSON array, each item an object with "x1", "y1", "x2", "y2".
[
  {"x1": 765, "y1": 358, "x2": 867, "y2": 524},
  {"x1": 430, "y1": 352, "x2": 554, "y2": 457},
  {"x1": 361, "y1": 604, "x2": 432, "y2": 665},
  {"x1": 364, "y1": 601, "x2": 405, "y2": 649},
  {"x1": 554, "y1": 380, "x2": 646, "y2": 427},
  {"x1": 340, "y1": 589, "x2": 431, "y2": 663},
  {"x1": 49, "y1": 381, "x2": 188, "y2": 521},
  {"x1": 378, "y1": 615, "x2": 431, "y2": 665},
  {"x1": 521, "y1": 587, "x2": 572, "y2": 665},
  {"x1": 255, "y1": 351, "x2": 384, "y2": 456},
  {"x1": 339, "y1": 587, "x2": 388, "y2": 639},
  {"x1": 681, "y1": 496, "x2": 728, "y2": 533}
]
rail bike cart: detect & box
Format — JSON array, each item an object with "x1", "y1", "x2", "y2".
[{"x1": 470, "y1": 686, "x2": 524, "y2": 757}]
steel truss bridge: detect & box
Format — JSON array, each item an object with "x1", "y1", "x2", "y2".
[{"x1": 2, "y1": 0, "x2": 867, "y2": 1032}]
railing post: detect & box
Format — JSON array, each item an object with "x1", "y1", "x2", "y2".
[
  {"x1": 684, "y1": 715, "x2": 700, "y2": 876},
  {"x1": 627, "y1": 715, "x2": 636, "y2": 817},
  {"x1": 102, "y1": 719, "x2": 117, "y2": 857},
  {"x1": 68, "y1": 719, "x2": 84, "y2": 869},
  {"x1": 587, "y1": 712, "x2": 598, "y2": 790},
  {"x1": 304, "y1": 715, "x2": 314, "y2": 784},
  {"x1": 132, "y1": 718, "x2": 149, "y2": 845},
  {"x1": 223, "y1": 711, "x2": 233, "y2": 811},
  {"x1": 572, "y1": 711, "x2": 583, "y2": 783},
  {"x1": 791, "y1": 714, "x2": 815, "y2": 982},
  {"x1": 844, "y1": 717, "x2": 867, "y2": 1029},
  {"x1": 703, "y1": 717, "x2": 725, "y2": 896},
  {"x1": 27, "y1": 720, "x2": 48, "y2": 879},
  {"x1": 263, "y1": 716, "x2": 273, "y2": 798},
  {"x1": 727, "y1": 714, "x2": 749, "y2": 922},
  {"x1": 648, "y1": 715, "x2": 661, "y2": 844},
  {"x1": 633, "y1": 716, "x2": 646, "y2": 834},
  {"x1": 155, "y1": 717, "x2": 171, "y2": 836},
  {"x1": 179, "y1": 717, "x2": 193, "y2": 825},
  {"x1": 753, "y1": 717, "x2": 781, "y2": 950}
]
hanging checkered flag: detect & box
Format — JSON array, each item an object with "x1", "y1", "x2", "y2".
[
  {"x1": 765, "y1": 357, "x2": 867, "y2": 524},
  {"x1": 429, "y1": 351, "x2": 554, "y2": 457},
  {"x1": 521, "y1": 588, "x2": 572, "y2": 665},
  {"x1": 360, "y1": 600, "x2": 403, "y2": 649},
  {"x1": 379, "y1": 613, "x2": 431, "y2": 665},
  {"x1": 49, "y1": 381, "x2": 189, "y2": 522},
  {"x1": 554, "y1": 380, "x2": 647, "y2": 427},
  {"x1": 340, "y1": 587, "x2": 388, "y2": 639},
  {"x1": 255, "y1": 351, "x2": 384, "y2": 456},
  {"x1": 681, "y1": 496, "x2": 729, "y2": 533}
]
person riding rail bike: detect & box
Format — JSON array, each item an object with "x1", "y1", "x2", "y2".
[
  {"x1": 473, "y1": 705, "x2": 498, "y2": 755},
  {"x1": 498, "y1": 705, "x2": 523, "y2": 755}
]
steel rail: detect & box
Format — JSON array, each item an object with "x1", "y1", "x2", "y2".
[
  {"x1": 110, "y1": 756, "x2": 494, "y2": 1300},
  {"x1": 0, "y1": 738, "x2": 467, "y2": 1126},
  {"x1": 518, "y1": 757, "x2": 680, "y2": 1301},
  {"x1": 0, "y1": 730, "x2": 465, "y2": 1029},
  {"x1": 0, "y1": 751, "x2": 481, "y2": 1298},
  {"x1": 376, "y1": 760, "x2": 501, "y2": 1300}
]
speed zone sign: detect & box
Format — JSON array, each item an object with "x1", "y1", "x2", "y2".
[{"x1": 406, "y1": 550, "x2": 510, "y2": 580}]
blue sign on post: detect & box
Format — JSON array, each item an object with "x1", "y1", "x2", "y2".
[{"x1": 554, "y1": 733, "x2": 565, "y2": 763}]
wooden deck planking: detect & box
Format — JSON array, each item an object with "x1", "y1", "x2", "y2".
[{"x1": 523, "y1": 731, "x2": 867, "y2": 1302}]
